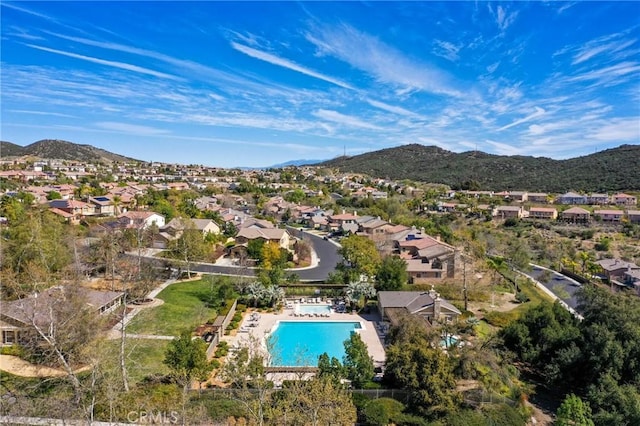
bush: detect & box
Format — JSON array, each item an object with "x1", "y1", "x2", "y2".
[
  {"x1": 0, "y1": 345, "x2": 25, "y2": 357},
  {"x1": 352, "y1": 392, "x2": 372, "y2": 410},
  {"x1": 515, "y1": 291, "x2": 530, "y2": 304},
  {"x1": 504, "y1": 218, "x2": 519, "y2": 227},
  {"x1": 214, "y1": 346, "x2": 229, "y2": 358},
  {"x1": 362, "y1": 398, "x2": 405, "y2": 426},
  {"x1": 481, "y1": 403, "x2": 528, "y2": 426},
  {"x1": 232, "y1": 312, "x2": 243, "y2": 322},
  {"x1": 236, "y1": 304, "x2": 247, "y2": 312},
  {"x1": 219, "y1": 299, "x2": 237, "y2": 317},
  {"x1": 210, "y1": 359, "x2": 221, "y2": 369},
  {"x1": 483, "y1": 310, "x2": 518, "y2": 327}
]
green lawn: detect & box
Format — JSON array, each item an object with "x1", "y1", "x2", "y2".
[
  {"x1": 511, "y1": 278, "x2": 554, "y2": 316},
  {"x1": 127, "y1": 278, "x2": 218, "y2": 336},
  {"x1": 103, "y1": 338, "x2": 170, "y2": 384}
]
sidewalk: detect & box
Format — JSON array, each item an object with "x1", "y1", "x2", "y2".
[{"x1": 109, "y1": 274, "x2": 177, "y2": 336}]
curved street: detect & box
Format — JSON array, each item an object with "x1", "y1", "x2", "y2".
[
  {"x1": 143, "y1": 228, "x2": 343, "y2": 283},
  {"x1": 520, "y1": 264, "x2": 583, "y2": 317}
]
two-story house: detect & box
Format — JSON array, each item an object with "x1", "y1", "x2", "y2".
[{"x1": 528, "y1": 207, "x2": 558, "y2": 220}]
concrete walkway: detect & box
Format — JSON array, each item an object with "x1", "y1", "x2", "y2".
[{"x1": 108, "y1": 274, "x2": 178, "y2": 338}]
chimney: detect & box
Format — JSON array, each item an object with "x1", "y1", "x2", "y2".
[{"x1": 433, "y1": 294, "x2": 441, "y2": 321}]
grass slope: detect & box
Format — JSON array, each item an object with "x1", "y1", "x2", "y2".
[{"x1": 127, "y1": 278, "x2": 218, "y2": 336}]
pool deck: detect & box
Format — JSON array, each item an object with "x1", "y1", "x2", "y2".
[{"x1": 222, "y1": 302, "x2": 387, "y2": 373}]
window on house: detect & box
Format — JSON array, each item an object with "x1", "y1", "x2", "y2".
[{"x1": 3, "y1": 330, "x2": 16, "y2": 344}]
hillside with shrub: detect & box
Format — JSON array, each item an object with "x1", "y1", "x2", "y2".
[{"x1": 319, "y1": 144, "x2": 640, "y2": 192}]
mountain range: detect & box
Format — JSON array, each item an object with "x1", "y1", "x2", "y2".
[
  {"x1": 1, "y1": 139, "x2": 638, "y2": 192},
  {"x1": 0, "y1": 139, "x2": 139, "y2": 163},
  {"x1": 319, "y1": 144, "x2": 640, "y2": 193}
]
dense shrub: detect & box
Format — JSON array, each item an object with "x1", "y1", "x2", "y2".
[
  {"x1": 483, "y1": 310, "x2": 518, "y2": 327},
  {"x1": 362, "y1": 398, "x2": 405, "y2": 426},
  {"x1": 219, "y1": 299, "x2": 237, "y2": 317}
]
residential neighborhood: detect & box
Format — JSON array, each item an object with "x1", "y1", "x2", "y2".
[{"x1": 1, "y1": 152, "x2": 639, "y2": 426}]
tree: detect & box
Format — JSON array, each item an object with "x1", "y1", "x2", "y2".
[
  {"x1": 339, "y1": 234, "x2": 381, "y2": 280},
  {"x1": 343, "y1": 333, "x2": 374, "y2": 387},
  {"x1": 46, "y1": 190, "x2": 62, "y2": 200},
  {"x1": 1, "y1": 209, "x2": 72, "y2": 295},
  {"x1": 344, "y1": 280, "x2": 377, "y2": 311},
  {"x1": 164, "y1": 331, "x2": 213, "y2": 386},
  {"x1": 20, "y1": 286, "x2": 104, "y2": 404},
  {"x1": 168, "y1": 219, "x2": 207, "y2": 278},
  {"x1": 271, "y1": 376, "x2": 357, "y2": 426},
  {"x1": 384, "y1": 315, "x2": 460, "y2": 417},
  {"x1": 375, "y1": 255, "x2": 408, "y2": 291},
  {"x1": 247, "y1": 239, "x2": 265, "y2": 260},
  {"x1": 164, "y1": 330, "x2": 213, "y2": 419},
  {"x1": 245, "y1": 281, "x2": 266, "y2": 308},
  {"x1": 262, "y1": 285, "x2": 285, "y2": 308},
  {"x1": 258, "y1": 241, "x2": 288, "y2": 287},
  {"x1": 317, "y1": 352, "x2": 345, "y2": 384},
  {"x1": 556, "y1": 394, "x2": 594, "y2": 426},
  {"x1": 220, "y1": 337, "x2": 273, "y2": 426}
]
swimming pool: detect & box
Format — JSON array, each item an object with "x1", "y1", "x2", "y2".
[
  {"x1": 295, "y1": 304, "x2": 332, "y2": 315},
  {"x1": 268, "y1": 321, "x2": 362, "y2": 367}
]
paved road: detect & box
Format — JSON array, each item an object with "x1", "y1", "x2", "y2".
[
  {"x1": 155, "y1": 228, "x2": 342, "y2": 282},
  {"x1": 521, "y1": 264, "x2": 582, "y2": 311},
  {"x1": 287, "y1": 228, "x2": 343, "y2": 281}
]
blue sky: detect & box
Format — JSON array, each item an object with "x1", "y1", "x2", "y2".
[{"x1": 1, "y1": 1, "x2": 639, "y2": 168}]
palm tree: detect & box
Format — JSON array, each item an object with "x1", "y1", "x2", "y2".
[
  {"x1": 578, "y1": 251, "x2": 593, "y2": 276},
  {"x1": 112, "y1": 194, "x2": 122, "y2": 215},
  {"x1": 344, "y1": 280, "x2": 377, "y2": 311},
  {"x1": 264, "y1": 285, "x2": 285, "y2": 309},
  {"x1": 246, "y1": 281, "x2": 266, "y2": 308},
  {"x1": 486, "y1": 256, "x2": 508, "y2": 306}
]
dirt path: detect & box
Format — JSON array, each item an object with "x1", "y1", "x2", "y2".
[{"x1": 0, "y1": 355, "x2": 90, "y2": 378}]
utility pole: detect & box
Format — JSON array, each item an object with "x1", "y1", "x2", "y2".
[{"x1": 462, "y1": 253, "x2": 468, "y2": 311}]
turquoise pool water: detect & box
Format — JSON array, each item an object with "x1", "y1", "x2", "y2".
[
  {"x1": 296, "y1": 304, "x2": 332, "y2": 314},
  {"x1": 268, "y1": 321, "x2": 362, "y2": 367},
  {"x1": 440, "y1": 335, "x2": 459, "y2": 348}
]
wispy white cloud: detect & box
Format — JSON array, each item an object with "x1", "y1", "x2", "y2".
[
  {"x1": 486, "y1": 140, "x2": 523, "y2": 155},
  {"x1": 497, "y1": 107, "x2": 545, "y2": 131},
  {"x1": 313, "y1": 109, "x2": 385, "y2": 130},
  {"x1": 7, "y1": 109, "x2": 76, "y2": 118},
  {"x1": 95, "y1": 122, "x2": 170, "y2": 136},
  {"x1": 572, "y1": 37, "x2": 637, "y2": 65},
  {"x1": 306, "y1": 24, "x2": 463, "y2": 97},
  {"x1": 588, "y1": 117, "x2": 640, "y2": 141},
  {"x1": 432, "y1": 40, "x2": 461, "y2": 62},
  {"x1": 488, "y1": 4, "x2": 518, "y2": 33},
  {"x1": 556, "y1": 2, "x2": 577, "y2": 15},
  {"x1": 566, "y1": 62, "x2": 640, "y2": 85},
  {"x1": 25, "y1": 44, "x2": 182, "y2": 80},
  {"x1": 1, "y1": 2, "x2": 58, "y2": 22},
  {"x1": 365, "y1": 99, "x2": 420, "y2": 117},
  {"x1": 230, "y1": 41, "x2": 354, "y2": 89},
  {"x1": 486, "y1": 62, "x2": 499, "y2": 73}
]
